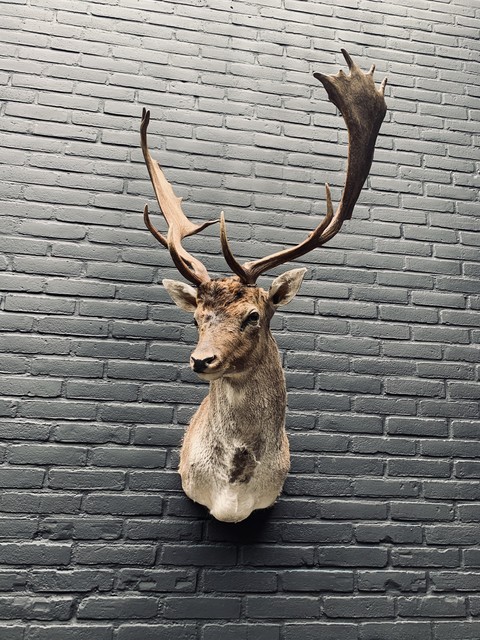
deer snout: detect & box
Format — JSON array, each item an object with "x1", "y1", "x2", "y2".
[{"x1": 191, "y1": 354, "x2": 217, "y2": 374}]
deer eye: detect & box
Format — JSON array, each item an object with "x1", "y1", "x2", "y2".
[{"x1": 241, "y1": 311, "x2": 260, "y2": 330}]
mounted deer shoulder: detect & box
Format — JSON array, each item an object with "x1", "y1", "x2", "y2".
[{"x1": 139, "y1": 50, "x2": 387, "y2": 522}]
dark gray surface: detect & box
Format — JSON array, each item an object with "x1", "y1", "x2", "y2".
[{"x1": 0, "y1": 0, "x2": 479, "y2": 637}]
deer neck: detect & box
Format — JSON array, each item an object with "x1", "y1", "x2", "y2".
[{"x1": 207, "y1": 332, "x2": 286, "y2": 439}]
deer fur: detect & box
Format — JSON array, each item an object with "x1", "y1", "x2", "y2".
[{"x1": 164, "y1": 269, "x2": 306, "y2": 522}]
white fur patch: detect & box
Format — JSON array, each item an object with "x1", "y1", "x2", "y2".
[{"x1": 210, "y1": 488, "x2": 255, "y2": 523}]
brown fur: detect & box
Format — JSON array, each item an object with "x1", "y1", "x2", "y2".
[
  {"x1": 180, "y1": 278, "x2": 288, "y2": 521},
  {"x1": 166, "y1": 270, "x2": 305, "y2": 522}
]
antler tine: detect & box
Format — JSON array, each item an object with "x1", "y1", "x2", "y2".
[
  {"x1": 143, "y1": 204, "x2": 167, "y2": 248},
  {"x1": 220, "y1": 50, "x2": 387, "y2": 284},
  {"x1": 140, "y1": 108, "x2": 218, "y2": 287},
  {"x1": 219, "y1": 212, "x2": 252, "y2": 283},
  {"x1": 238, "y1": 184, "x2": 335, "y2": 283}
]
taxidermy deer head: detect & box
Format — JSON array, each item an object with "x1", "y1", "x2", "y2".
[{"x1": 140, "y1": 50, "x2": 387, "y2": 522}]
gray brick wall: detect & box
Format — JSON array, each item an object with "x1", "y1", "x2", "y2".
[{"x1": 0, "y1": 0, "x2": 479, "y2": 637}]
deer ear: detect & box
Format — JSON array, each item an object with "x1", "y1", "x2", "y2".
[
  {"x1": 163, "y1": 279, "x2": 198, "y2": 312},
  {"x1": 268, "y1": 268, "x2": 307, "y2": 307}
]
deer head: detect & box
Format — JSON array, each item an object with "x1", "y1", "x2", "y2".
[
  {"x1": 140, "y1": 50, "x2": 387, "y2": 522},
  {"x1": 162, "y1": 270, "x2": 306, "y2": 382}
]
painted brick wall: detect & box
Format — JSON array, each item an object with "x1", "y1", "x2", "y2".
[{"x1": 0, "y1": 0, "x2": 479, "y2": 638}]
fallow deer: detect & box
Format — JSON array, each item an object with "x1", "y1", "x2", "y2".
[{"x1": 140, "y1": 50, "x2": 387, "y2": 522}]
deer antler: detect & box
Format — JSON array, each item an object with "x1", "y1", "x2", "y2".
[
  {"x1": 140, "y1": 108, "x2": 218, "y2": 286},
  {"x1": 220, "y1": 49, "x2": 388, "y2": 285}
]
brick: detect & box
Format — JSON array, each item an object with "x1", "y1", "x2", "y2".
[
  {"x1": 118, "y1": 568, "x2": 197, "y2": 593},
  {"x1": 4, "y1": 294, "x2": 75, "y2": 315},
  {"x1": 0, "y1": 543, "x2": 71, "y2": 565},
  {"x1": 45, "y1": 278, "x2": 115, "y2": 298},
  {"x1": 424, "y1": 481, "x2": 480, "y2": 501},
  {"x1": 285, "y1": 624, "x2": 357, "y2": 640},
  {"x1": 98, "y1": 404, "x2": 173, "y2": 424},
  {"x1": 456, "y1": 462, "x2": 480, "y2": 479},
  {"x1": 128, "y1": 471, "x2": 182, "y2": 492},
  {"x1": 0, "y1": 463, "x2": 44, "y2": 487},
  {"x1": 0, "y1": 518, "x2": 38, "y2": 539},
  {"x1": 411, "y1": 290, "x2": 467, "y2": 308},
  {"x1": 0, "y1": 420, "x2": 49, "y2": 441},
  {"x1": 357, "y1": 570, "x2": 426, "y2": 592},
  {"x1": 37, "y1": 317, "x2": 109, "y2": 337},
  {"x1": 0, "y1": 493, "x2": 81, "y2": 515},
  {"x1": 132, "y1": 426, "x2": 185, "y2": 448},
  {"x1": 9, "y1": 444, "x2": 87, "y2": 466},
  {"x1": 0, "y1": 596, "x2": 74, "y2": 620},
  {"x1": 359, "y1": 622, "x2": 432, "y2": 640},
  {"x1": 241, "y1": 545, "x2": 314, "y2": 567},
  {"x1": 202, "y1": 624, "x2": 279, "y2": 640},
  {"x1": 398, "y1": 595, "x2": 466, "y2": 617},
  {"x1": 0, "y1": 355, "x2": 29, "y2": 375},
  {"x1": 317, "y1": 414, "x2": 383, "y2": 434},
  {"x1": 164, "y1": 596, "x2": 241, "y2": 619},
  {"x1": 31, "y1": 357, "x2": 104, "y2": 378},
  {"x1": 387, "y1": 458, "x2": 451, "y2": 478},
  {"x1": 419, "y1": 400, "x2": 478, "y2": 419},
  {"x1": 0, "y1": 313, "x2": 34, "y2": 332},
  {"x1": 0, "y1": 628, "x2": 23, "y2": 640},
  {"x1": 391, "y1": 502, "x2": 454, "y2": 522},
  {"x1": 435, "y1": 622, "x2": 480, "y2": 640},
  {"x1": 385, "y1": 377, "x2": 445, "y2": 398},
  {"x1": 117, "y1": 626, "x2": 196, "y2": 640},
  {"x1": 426, "y1": 526, "x2": 480, "y2": 546},
  {"x1": 76, "y1": 544, "x2": 155, "y2": 566},
  {"x1": 26, "y1": 626, "x2": 113, "y2": 640},
  {"x1": 391, "y1": 548, "x2": 460, "y2": 568},
  {"x1": 350, "y1": 436, "x2": 415, "y2": 456},
  {"x1": 324, "y1": 595, "x2": 394, "y2": 618},
  {"x1": 13, "y1": 256, "x2": 83, "y2": 277},
  {"x1": 161, "y1": 544, "x2": 236, "y2": 567},
  {"x1": 90, "y1": 447, "x2": 166, "y2": 469},
  {"x1": 353, "y1": 396, "x2": 417, "y2": 417},
  {"x1": 0, "y1": 569, "x2": 28, "y2": 591},
  {"x1": 118, "y1": 623, "x2": 197, "y2": 640},
  {"x1": 422, "y1": 439, "x2": 480, "y2": 458},
  {"x1": 52, "y1": 423, "x2": 129, "y2": 444},
  {"x1": 317, "y1": 547, "x2": 388, "y2": 568},
  {"x1": 284, "y1": 476, "x2": 352, "y2": 498},
  {"x1": 417, "y1": 362, "x2": 474, "y2": 380},
  {"x1": 85, "y1": 495, "x2": 163, "y2": 516},
  {"x1": 452, "y1": 420, "x2": 480, "y2": 439},
  {"x1": 0, "y1": 376, "x2": 61, "y2": 398},
  {"x1": 354, "y1": 479, "x2": 421, "y2": 498},
  {"x1": 320, "y1": 499, "x2": 387, "y2": 520},
  {"x1": 431, "y1": 571, "x2": 480, "y2": 592},
  {"x1": 355, "y1": 524, "x2": 423, "y2": 545},
  {"x1": 38, "y1": 517, "x2": 122, "y2": 541},
  {"x1": 281, "y1": 570, "x2": 353, "y2": 593},
  {"x1": 77, "y1": 596, "x2": 158, "y2": 619},
  {"x1": 281, "y1": 522, "x2": 353, "y2": 543},
  {"x1": 48, "y1": 470, "x2": 125, "y2": 491},
  {"x1": 318, "y1": 455, "x2": 384, "y2": 476},
  {"x1": 30, "y1": 570, "x2": 114, "y2": 593},
  {"x1": 383, "y1": 341, "x2": 442, "y2": 360}
]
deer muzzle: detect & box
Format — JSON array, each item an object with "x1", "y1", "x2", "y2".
[{"x1": 191, "y1": 354, "x2": 217, "y2": 374}]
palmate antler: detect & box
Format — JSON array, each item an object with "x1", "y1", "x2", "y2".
[{"x1": 141, "y1": 50, "x2": 387, "y2": 286}]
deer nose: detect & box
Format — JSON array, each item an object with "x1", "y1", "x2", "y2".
[{"x1": 191, "y1": 355, "x2": 217, "y2": 373}]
